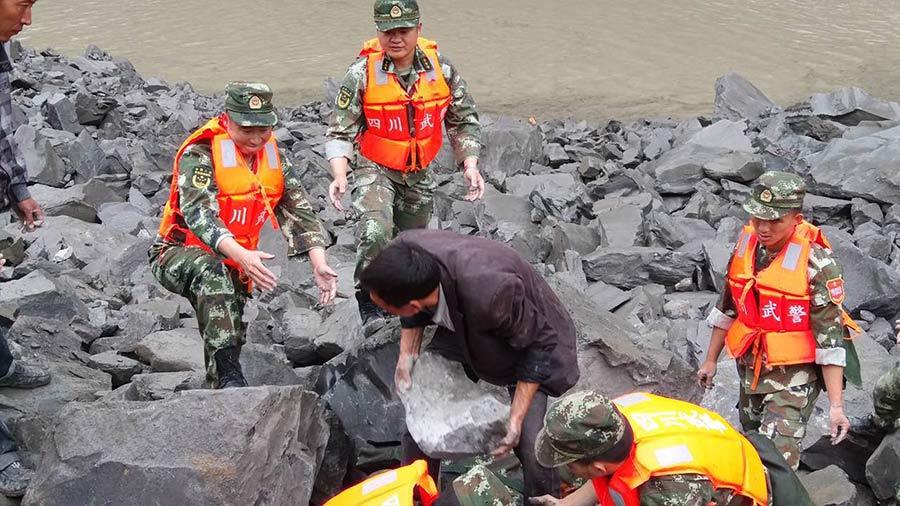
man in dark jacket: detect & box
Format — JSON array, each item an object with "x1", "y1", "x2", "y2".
[{"x1": 360, "y1": 229, "x2": 579, "y2": 503}]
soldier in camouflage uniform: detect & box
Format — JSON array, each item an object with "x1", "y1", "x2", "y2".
[
  {"x1": 325, "y1": 0, "x2": 484, "y2": 331},
  {"x1": 522, "y1": 390, "x2": 800, "y2": 506},
  {"x1": 149, "y1": 82, "x2": 337, "y2": 389},
  {"x1": 697, "y1": 171, "x2": 861, "y2": 470}
]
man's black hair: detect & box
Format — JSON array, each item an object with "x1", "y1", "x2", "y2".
[{"x1": 359, "y1": 240, "x2": 441, "y2": 307}]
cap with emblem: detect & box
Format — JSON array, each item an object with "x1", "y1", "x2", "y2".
[
  {"x1": 535, "y1": 390, "x2": 628, "y2": 467},
  {"x1": 224, "y1": 81, "x2": 277, "y2": 127},
  {"x1": 743, "y1": 171, "x2": 806, "y2": 220},
  {"x1": 374, "y1": 0, "x2": 420, "y2": 31}
]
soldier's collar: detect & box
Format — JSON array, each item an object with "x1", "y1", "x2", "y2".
[{"x1": 381, "y1": 46, "x2": 431, "y2": 74}]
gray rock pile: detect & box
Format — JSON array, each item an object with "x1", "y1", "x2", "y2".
[{"x1": 1, "y1": 43, "x2": 899, "y2": 504}]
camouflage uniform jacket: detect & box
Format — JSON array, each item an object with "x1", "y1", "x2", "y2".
[
  {"x1": 632, "y1": 474, "x2": 743, "y2": 506},
  {"x1": 325, "y1": 44, "x2": 482, "y2": 184},
  {"x1": 0, "y1": 45, "x2": 30, "y2": 212},
  {"x1": 708, "y1": 241, "x2": 850, "y2": 393},
  {"x1": 152, "y1": 140, "x2": 327, "y2": 256}
]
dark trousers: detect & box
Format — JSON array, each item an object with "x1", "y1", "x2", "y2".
[
  {"x1": 0, "y1": 327, "x2": 17, "y2": 455},
  {"x1": 402, "y1": 387, "x2": 559, "y2": 504}
]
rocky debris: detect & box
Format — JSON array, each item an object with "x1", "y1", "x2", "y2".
[
  {"x1": 399, "y1": 352, "x2": 509, "y2": 459},
  {"x1": 1, "y1": 47, "x2": 898, "y2": 501},
  {"x1": 801, "y1": 465, "x2": 876, "y2": 506},
  {"x1": 24, "y1": 387, "x2": 329, "y2": 506},
  {"x1": 866, "y1": 431, "x2": 900, "y2": 501}
]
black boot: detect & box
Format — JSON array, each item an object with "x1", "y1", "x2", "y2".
[
  {"x1": 214, "y1": 346, "x2": 247, "y2": 389},
  {"x1": 356, "y1": 289, "x2": 386, "y2": 337}
]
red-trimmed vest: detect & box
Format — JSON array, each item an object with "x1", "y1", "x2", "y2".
[
  {"x1": 158, "y1": 115, "x2": 284, "y2": 271},
  {"x1": 356, "y1": 37, "x2": 451, "y2": 172},
  {"x1": 592, "y1": 393, "x2": 768, "y2": 506},
  {"x1": 724, "y1": 221, "x2": 859, "y2": 389}
]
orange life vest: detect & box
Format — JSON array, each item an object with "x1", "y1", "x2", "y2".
[
  {"x1": 157, "y1": 115, "x2": 284, "y2": 272},
  {"x1": 725, "y1": 221, "x2": 860, "y2": 390},
  {"x1": 324, "y1": 460, "x2": 438, "y2": 506},
  {"x1": 592, "y1": 393, "x2": 768, "y2": 506},
  {"x1": 356, "y1": 37, "x2": 451, "y2": 172}
]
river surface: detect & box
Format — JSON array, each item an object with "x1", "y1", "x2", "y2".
[{"x1": 17, "y1": 0, "x2": 900, "y2": 120}]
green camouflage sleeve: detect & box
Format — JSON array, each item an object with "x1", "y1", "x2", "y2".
[
  {"x1": 437, "y1": 52, "x2": 482, "y2": 163},
  {"x1": 638, "y1": 474, "x2": 727, "y2": 506},
  {"x1": 807, "y1": 244, "x2": 847, "y2": 362},
  {"x1": 275, "y1": 154, "x2": 328, "y2": 256},
  {"x1": 324, "y1": 58, "x2": 367, "y2": 161},
  {"x1": 177, "y1": 143, "x2": 233, "y2": 251}
]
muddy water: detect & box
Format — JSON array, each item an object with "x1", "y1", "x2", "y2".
[{"x1": 17, "y1": 0, "x2": 900, "y2": 120}]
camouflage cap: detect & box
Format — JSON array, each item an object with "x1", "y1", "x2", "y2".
[
  {"x1": 535, "y1": 390, "x2": 627, "y2": 468},
  {"x1": 743, "y1": 171, "x2": 806, "y2": 220},
  {"x1": 374, "y1": 0, "x2": 420, "y2": 31},
  {"x1": 224, "y1": 82, "x2": 277, "y2": 127}
]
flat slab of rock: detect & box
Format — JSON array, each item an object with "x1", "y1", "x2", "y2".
[
  {"x1": 399, "y1": 352, "x2": 509, "y2": 459},
  {"x1": 24, "y1": 386, "x2": 329, "y2": 506},
  {"x1": 134, "y1": 328, "x2": 204, "y2": 372}
]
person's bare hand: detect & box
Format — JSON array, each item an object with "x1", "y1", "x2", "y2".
[
  {"x1": 894, "y1": 319, "x2": 900, "y2": 347},
  {"x1": 328, "y1": 177, "x2": 348, "y2": 211},
  {"x1": 491, "y1": 417, "x2": 523, "y2": 457},
  {"x1": 16, "y1": 198, "x2": 44, "y2": 232},
  {"x1": 313, "y1": 263, "x2": 338, "y2": 305},
  {"x1": 236, "y1": 249, "x2": 277, "y2": 291},
  {"x1": 463, "y1": 166, "x2": 485, "y2": 201},
  {"x1": 0, "y1": 253, "x2": 5, "y2": 275},
  {"x1": 395, "y1": 353, "x2": 417, "y2": 393},
  {"x1": 831, "y1": 405, "x2": 850, "y2": 445},
  {"x1": 697, "y1": 360, "x2": 718, "y2": 389},
  {"x1": 529, "y1": 496, "x2": 560, "y2": 506}
]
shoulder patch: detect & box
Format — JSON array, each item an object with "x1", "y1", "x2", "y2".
[
  {"x1": 826, "y1": 278, "x2": 845, "y2": 305},
  {"x1": 192, "y1": 165, "x2": 213, "y2": 190},
  {"x1": 336, "y1": 86, "x2": 353, "y2": 109}
]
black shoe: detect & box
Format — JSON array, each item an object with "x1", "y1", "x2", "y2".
[
  {"x1": 0, "y1": 361, "x2": 51, "y2": 389},
  {"x1": 0, "y1": 455, "x2": 30, "y2": 497},
  {"x1": 356, "y1": 290, "x2": 386, "y2": 337},
  {"x1": 850, "y1": 414, "x2": 889, "y2": 442},
  {"x1": 214, "y1": 347, "x2": 247, "y2": 389}
]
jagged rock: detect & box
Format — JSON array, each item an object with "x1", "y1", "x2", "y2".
[
  {"x1": 0, "y1": 270, "x2": 89, "y2": 325},
  {"x1": 801, "y1": 465, "x2": 876, "y2": 506},
  {"x1": 713, "y1": 72, "x2": 777, "y2": 122},
  {"x1": 614, "y1": 284, "x2": 665, "y2": 330},
  {"x1": 134, "y1": 328, "x2": 204, "y2": 373},
  {"x1": 582, "y1": 247, "x2": 699, "y2": 289},
  {"x1": 528, "y1": 179, "x2": 591, "y2": 223},
  {"x1": 94, "y1": 299, "x2": 182, "y2": 354},
  {"x1": 8, "y1": 317, "x2": 86, "y2": 364},
  {"x1": 399, "y1": 352, "x2": 509, "y2": 459},
  {"x1": 850, "y1": 198, "x2": 884, "y2": 228},
  {"x1": 474, "y1": 190, "x2": 548, "y2": 263},
  {"x1": 24, "y1": 387, "x2": 329, "y2": 506},
  {"x1": 805, "y1": 125, "x2": 900, "y2": 204},
  {"x1": 593, "y1": 194, "x2": 652, "y2": 247},
  {"x1": 819, "y1": 226, "x2": 900, "y2": 316},
  {"x1": 549, "y1": 279, "x2": 703, "y2": 403},
  {"x1": 866, "y1": 431, "x2": 900, "y2": 501},
  {"x1": 14, "y1": 125, "x2": 66, "y2": 187},
  {"x1": 479, "y1": 116, "x2": 543, "y2": 177},
  {"x1": 646, "y1": 212, "x2": 716, "y2": 250},
  {"x1": 784, "y1": 115, "x2": 846, "y2": 142},
  {"x1": 542, "y1": 219, "x2": 603, "y2": 263},
  {"x1": 686, "y1": 119, "x2": 754, "y2": 153},
  {"x1": 584, "y1": 281, "x2": 632, "y2": 312},
  {"x1": 240, "y1": 344, "x2": 301, "y2": 387},
  {"x1": 647, "y1": 143, "x2": 725, "y2": 195},
  {"x1": 96, "y1": 202, "x2": 154, "y2": 235},
  {"x1": 804, "y1": 194, "x2": 852, "y2": 227},
  {"x1": 278, "y1": 307, "x2": 328, "y2": 366},
  {"x1": 44, "y1": 93, "x2": 82, "y2": 134},
  {"x1": 87, "y1": 351, "x2": 145, "y2": 387},
  {"x1": 642, "y1": 128, "x2": 674, "y2": 160},
  {"x1": 26, "y1": 181, "x2": 123, "y2": 223},
  {"x1": 505, "y1": 173, "x2": 577, "y2": 198},
  {"x1": 112, "y1": 371, "x2": 204, "y2": 401},
  {"x1": 807, "y1": 87, "x2": 900, "y2": 126},
  {"x1": 702, "y1": 152, "x2": 765, "y2": 182},
  {"x1": 315, "y1": 323, "x2": 404, "y2": 445}
]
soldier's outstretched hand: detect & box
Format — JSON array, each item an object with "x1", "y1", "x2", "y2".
[
  {"x1": 831, "y1": 405, "x2": 850, "y2": 445},
  {"x1": 697, "y1": 360, "x2": 717, "y2": 389},
  {"x1": 313, "y1": 263, "x2": 338, "y2": 305},
  {"x1": 463, "y1": 165, "x2": 485, "y2": 201},
  {"x1": 328, "y1": 177, "x2": 347, "y2": 211},
  {"x1": 894, "y1": 319, "x2": 900, "y2": 347},
  {"x1": 0, "y1": 253, "x2": 5, "y2": 275},
  {"x1": 236, "y1": 249, "x2": 277, "y2": 291}
]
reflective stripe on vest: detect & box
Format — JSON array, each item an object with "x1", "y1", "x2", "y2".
[
  {"x1": 324, "y1": 460, "x2": 438, "y2": 506},
  {"x1": 593, "y1": 393, "x2": 768, "y2": 506}
]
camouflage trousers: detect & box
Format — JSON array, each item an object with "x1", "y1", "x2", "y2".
[
  {"x1": 739, "y1": 382, "x2": 820, "y2": 471},
  {"x1": 148, "y1": 243, "x2": 249, "y2": 388},
  {"x1": 873, "y1": 363, "x2": 900, "y2": 430},
  {"x1": 352, "y1": 162, "x2": 435, "y2": 282}
]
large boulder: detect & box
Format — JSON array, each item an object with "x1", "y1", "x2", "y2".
[
  {"x1": 807, "y1": 87, "x2": 900, "y2": 126},
  {"x1": 399, "y1": 352, "x2": 509, "y2": 459},
  {"x1": 479, "y1": 116, "x2": 543, "y2": 177},
  {"x1": 24, "y1": 387, "x2": 329, "y2": 506},
  {"x1": 866, "y1": 431, "x2": 900, "y2": 501},
  {"x1": 0, "y1": 270, "x2": 89, "y2": 325},
  {"x1": 582, "y1": 246, "x2": 699, "y2": 289},
  {"x1": 712, "y1": 72, "x2": 778, "y2": 122},
  {"x1": 800, "y1": 465, "x2": 876, "y2": 506},
  {"x1": 805, "y1": 125, "x2": 900, "y2": 204},
  {"x1": 133, "y1": 328, "x2": 204, "y2": 372},
  {"x1": 819, "y1": 226, "x2": 900, "y2": 316}
]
